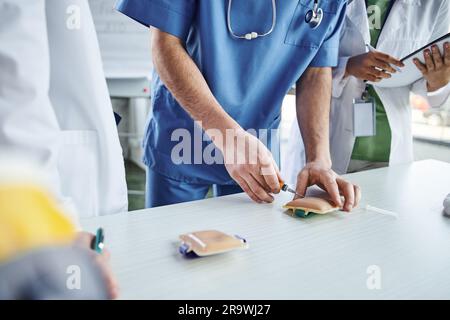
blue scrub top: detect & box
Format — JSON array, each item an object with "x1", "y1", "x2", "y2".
[{"x1": 116, "y1": 0, "x2": 346, "y2": 184}]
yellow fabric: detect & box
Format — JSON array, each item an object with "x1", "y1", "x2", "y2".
[{"x1": 0, "y1": 185, "x2": 76, "y2": 262}]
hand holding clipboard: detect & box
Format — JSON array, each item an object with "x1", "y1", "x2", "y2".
[{"x1": 368, "y1": 33, "x2": 450, "y2": 88}]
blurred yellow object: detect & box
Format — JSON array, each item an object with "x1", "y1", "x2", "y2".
[{"x1": 0, "y1": 185, "x2": 76, "y2": 262}]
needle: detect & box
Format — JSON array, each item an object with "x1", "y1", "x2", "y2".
[{"x1": 279, "y1": 180, "x2": 304, "y2": 199}]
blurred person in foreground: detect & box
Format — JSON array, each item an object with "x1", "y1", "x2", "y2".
[
  {"x1": 0, "y1": 156, "x2": 118, "y2": 299},
  {"x1": 0, "y1": 0, "x2": 128, "y2": 223}
]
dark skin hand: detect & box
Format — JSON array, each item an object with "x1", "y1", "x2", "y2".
[
  {"x1": 414, "y1": 42, "x2": 450, "y2": 92},
  {"x1": 346, "y1": 50, "x2": 405, "y2": 82}
]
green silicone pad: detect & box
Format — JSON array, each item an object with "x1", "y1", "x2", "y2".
[{"x1": 294, "y1": 209, "x2": 311, "y2": 218}]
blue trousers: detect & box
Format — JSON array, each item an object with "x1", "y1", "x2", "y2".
[{"x1": 145, "y1": 169, "x2": 243, "y2": 208}]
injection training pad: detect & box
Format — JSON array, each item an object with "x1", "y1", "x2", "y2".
[
  {"x1": 179, "y1": 230, "x2": 247, "y2": 257},
  {"x1": 283, "y1": 197, "x2": 340, "y2": 218}
]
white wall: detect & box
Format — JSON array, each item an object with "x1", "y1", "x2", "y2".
[
  {"x1": 90, "y1": 0, "x2": 152, "y2": 167},
  {"x1": 89, "y1": 0, "x2": 153, "y2": 78}
]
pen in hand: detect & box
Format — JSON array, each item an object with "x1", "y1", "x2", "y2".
[
  {"x1": 366, "y1": 44, "x2": 403, "y2": 73},
  {"x1": 91, "y1": 227, "x2": 105, "y2": 254}
]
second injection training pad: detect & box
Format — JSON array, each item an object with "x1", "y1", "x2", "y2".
[
  {"x1": 179, "y1": 230, "x2": 248, "y2": 257},
  {"x1": 283, "y1": 197, "x2": 340, "y2": 218}
]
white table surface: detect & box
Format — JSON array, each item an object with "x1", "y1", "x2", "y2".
[{"x1": 81, "y1": 160, "x2": 450, "y2": 299}]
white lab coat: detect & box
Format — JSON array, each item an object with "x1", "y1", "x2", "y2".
[
  {"x1": 0, "y1": 0, "x2": 128, "y2": 220},
  {"x1": 283, "y1": 0, "x2": 450, "y2": 182}
]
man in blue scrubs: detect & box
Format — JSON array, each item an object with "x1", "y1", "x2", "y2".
[{"x1": 116, "y1": 0, "x2": 361, "y2": 211}]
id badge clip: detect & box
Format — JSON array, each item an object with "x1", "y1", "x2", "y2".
[{"x1": 353, "y1": 88, "x2": 376, "y2": 137}]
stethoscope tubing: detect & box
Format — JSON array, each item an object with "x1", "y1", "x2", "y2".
[
  {"x1": 227, "y1": 0, "x2": 277, "y2": 40},
  {"x1": 227, "y1": 0, "x2": 322, "y2": 40}
]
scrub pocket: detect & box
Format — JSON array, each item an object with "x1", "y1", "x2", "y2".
[
  {"x1": 284, "y1": 0, "x2": 339, "y2": 48},
  {"x1": 57, "y1": 130, "x2": 99, "y2": 218}
]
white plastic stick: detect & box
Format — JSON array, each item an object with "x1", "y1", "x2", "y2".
[{"x1": 365, "y1": 205, "x2": 399, "y2": 218}]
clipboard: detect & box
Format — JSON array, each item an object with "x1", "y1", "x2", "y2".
[{"x1": 368, "y1": 33, "x2": 450, "y2": 88}]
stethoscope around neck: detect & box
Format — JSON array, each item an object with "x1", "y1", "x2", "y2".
[{"x1": 227, "y1": 0, "x2": 324, "y2": 41}]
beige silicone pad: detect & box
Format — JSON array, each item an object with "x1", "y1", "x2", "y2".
[
  {"x1": 283, "y1": 197, "x2": 339, "y2": 215},
  {"x1": 179, "y1": 230, "x2": 246, "y2": 256}
]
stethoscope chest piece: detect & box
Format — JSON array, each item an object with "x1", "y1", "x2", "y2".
[{"x1": 305, "y1": 7, "x2": 323, "y2": 29}]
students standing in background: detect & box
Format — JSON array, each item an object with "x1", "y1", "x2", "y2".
[{"x1": 283, "y1": 0, "x2": 450, "y2": 182}]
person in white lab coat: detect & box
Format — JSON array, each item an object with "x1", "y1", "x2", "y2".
[
  {"x1": 283, "y1": 0, "x2": 450, "y2": 182},
  {"x1": 0, "y1": 0, "x2": 128, "y2": 220}
]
